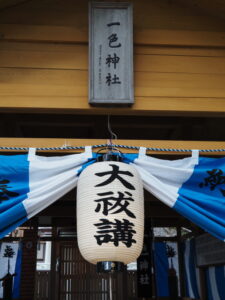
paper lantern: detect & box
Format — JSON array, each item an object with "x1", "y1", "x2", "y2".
[{"x1": 77, "y1": 161, "x2": 144, "y2": 267}]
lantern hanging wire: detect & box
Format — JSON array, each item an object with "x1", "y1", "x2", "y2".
[
  {"x1": 96, "y1": 114, "x2": 121, "y2": 161},
  {"x1": 107, "y1": 115, "x2": 118, "y2": 144}
]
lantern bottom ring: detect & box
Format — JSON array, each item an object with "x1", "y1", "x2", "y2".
[{"x1": 96, "y1": 261, "x2": 125, "y2": 273}]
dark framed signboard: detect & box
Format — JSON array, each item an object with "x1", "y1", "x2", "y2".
[
  {"x1": 137, "y1": 236, "x2": 152, "y2": 298},
  {"x1": 196, "y1": 233, "x2": 225, "y2": 267},
  {"x1": 89, "y1": 2, "x2": 133, "y2": 105}
]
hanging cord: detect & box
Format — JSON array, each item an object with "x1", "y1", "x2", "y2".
[{"x1": 0, "y1": 144, "x2": 225, "y2": 153}]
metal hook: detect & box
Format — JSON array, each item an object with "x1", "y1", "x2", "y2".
[{"x1": 96, "y1": 147, "x2": 123, "y2": 162}]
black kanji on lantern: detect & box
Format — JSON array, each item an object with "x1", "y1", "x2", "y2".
[
  {"x1": 95, "y1": 164, "x2": 135, "y2": 190},
  {"x1": 0, "y1": 179, "x2": 19, "y2": 203},
  {"x1": 94, "y1": 191, "x2": 136, "y2": 218},
  {"x1": 94, "y1": 218, "x2": 136, "y2": 247},
  {"x1": 199, "y1": 169, "x2": 225, "y2": 196},
  {"x1": 106, "y1": 53, "x2": 120, "y2": 69},
  {"x1": 108, "y1": 33, "x2": 121, "y2": 48}
]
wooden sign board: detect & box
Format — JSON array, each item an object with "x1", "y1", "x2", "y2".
[
  {"x1": 195, "y1": 233, "x2": 225, "y2": 267},
  {"x1": 89, "y1": 2, "x2": 133, "y2": 105}
]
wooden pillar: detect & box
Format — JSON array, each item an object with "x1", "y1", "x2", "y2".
[
  {"x1": 50, "y1": 226, "x2": 58, "y2": 300},
  {"x1": 20, "y1": 220, "x2": 38, "y2": 300},
  {"x1": 177, "y1": 227, "x2": 186, "y2": 298},
  {"x1": 122, "y1": 268, "x2": 128, "y2": 300},
  {"x1": 199, "y1": 267, "x2": 207, "y2": 300}
]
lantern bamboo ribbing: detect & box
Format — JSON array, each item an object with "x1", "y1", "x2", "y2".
[{"x1": 77, "y1": 161, "x2": 144, "y2": 265}]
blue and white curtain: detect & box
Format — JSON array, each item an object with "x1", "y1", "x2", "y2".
[
  {"x1": 183, "y1": 239, "x2": 200, "y2": 299},
  {"x1": 206, "y1": 265, "x2": 225, "y2": 300},
  {"x1": 134, "y1": 148, "x2": 225, "y2": 241},
  {"x1": 0, "y1": 242, "x2": 22, "y2": 299},
  {"x1": 0, "y1": 147, "x2": 93, "y2": 238},
  {"x1": 1, "y1": 146, "x2": 225, "y2": 241}
]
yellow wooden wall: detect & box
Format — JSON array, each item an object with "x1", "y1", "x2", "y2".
[{"x1": 0, "y1": 0, "x2": 225, "y2": 116}]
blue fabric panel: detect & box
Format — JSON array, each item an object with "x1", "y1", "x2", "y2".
[
  {"x1": 0, "y1": 154, "x2": 30, "y2": 237},
  {"x1": 77, "y1": 154, "x2": 97, "y2": 175},
  {"x1": 122, "y1": 153, "x2": 138, "y2": 164},
  {"x1": 12, "y1": 243, "x2": 22, "y2": 299},
  {"x1": 154, "y1": 242, "x2": 169, "y2": 297},
  {"x1": 174, "y1": 197, "x2": 225, "y2": 241},
  {"x1": 0, "y1": 203, "x2": 28, "y2": 239},
  {"x1": 0, "y1": 154, "x2": 29, "y2": 213},
  {"x1": 174, "y1": 157, "x2": 225, "y2": 240},
  {"x1": 182, "y1": 241, "x2": 190, "y2": 297},
  {"x1": 182, "y1": 240, "x2": 199, "y2": 299},
  {"x1": 215, "y1": 266, "x2": 225, "y2": 300},
  {"x1": 188, "y1": 240, "x2": 199, "y2": 299},
  {"x1": 206, "y1": 269, "x2": 214, "y2": 300}
]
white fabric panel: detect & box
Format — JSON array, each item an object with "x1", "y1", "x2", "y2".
[
  {"x1": 184, "y1": 241, "x2": 194, "y2": 299},
  {"x1": 209, "y1": 267, "x2": 220, "y2": 300},
  {"x1": 0, "y1": 243, "x2": 19, "y2": 298},
  {"x1": 23, "y1": 148, "x2": 92, "y2": 218},
  {"x1": 132, "y1": 152, "x2": 198, "y2": 207},
  {"x1": 195, "y1": 262, "x2": 201, "y2": 298}
]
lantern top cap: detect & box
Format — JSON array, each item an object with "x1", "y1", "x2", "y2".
[{"x1": 96, "y1": 145, "x2": 123, "y2": 162}]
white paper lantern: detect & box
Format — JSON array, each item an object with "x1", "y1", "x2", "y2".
[{"x1": 77, "y1": 161, "x2": 144, "y2": 265}]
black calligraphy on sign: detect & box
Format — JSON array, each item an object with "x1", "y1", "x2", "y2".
[
  {"x1": 95, "y1": 164, "x2": 135, "y2": 190},
  {"x1": 3, "y1": 245, "x2": 15, "y2": 258},
  {"x1": 0, "y1": 179, "x2": 19, "y2": 203},
  {"x1": 106, "y1": 73, "x2": 121, "y2": 86},
  {"x1": 199, "y1": 169, "x2": 225, "y2": 196},
  {"x1": 108, "y1": 33, "x2": 121, "y2": 48},
  {"x1": 139, "y1": 274, "x2": 150, "y2": 285},
  {"x1": 107, "y1": 22, "x2": 121, "y2": 27},
  {"x1": 137, "y1": 236, "x2": 152, "y2": 298},
  {"x1": 139, "y1": 259, "x2": 149, "y2": 272},
  {"x1": 94, "y1": 191, "x2": 136, "y2": 218},
  {"x1": 106, "y1": 53, "x2": 120, "y2": 69},
  {"x1": 105, "y1": 21, "x2": 122, "y2": 86},
  {"x1": 94, "y1": 218, "x2": 136, "y2": 247}
]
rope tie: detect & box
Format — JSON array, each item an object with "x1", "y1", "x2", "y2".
[{"x1": 0, "y1": 144, "x2": 224, "y2": 153}]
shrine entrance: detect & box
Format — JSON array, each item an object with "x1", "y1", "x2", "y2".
[
  {"x1": 56, "y1": 241, "x2": 118, "y2": 300},
  {"x1": 35, "y1": 239, "x2": 137, "y2": 300}
]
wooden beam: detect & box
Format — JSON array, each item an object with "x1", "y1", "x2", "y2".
[
  {"x1": 178, "y1": 0, "x2": 225, "y2": 21},
  {"x1": 0, "y1": 138, "x2": 225, "y2": 155},
  {"x1": 0, "y1": 24, "x2": 225, "y2": 47},
  {"x1": 0, "y1": 31, "x2": 224, "y2": 116},
  {"x1": 0, "y1": 0, "x2": 28, "y2": 10},
  {"x1": 135, "y1": 29, "x2": 225, "y2": 48},
  {"x1": 1, "y1": 45, "x2": 225, "y2": 77},
  {"x1": 0, "y1": 96, "x2": 225, "y2": 117}
]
